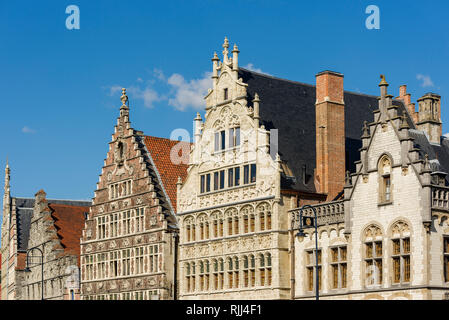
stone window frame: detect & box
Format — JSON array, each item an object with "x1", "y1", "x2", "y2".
[
  {"x1": 305, "y1": 248, "x2": 322, "y2": 293},
  {"x1": 444, "y1": 236, "x2": 449, "y2": 283},
  {"x1": 378, "y1": 154, "x2": 393, "y2": 205},
  {"x1": 109, "y1": 179, "x2": 133, "y2": 200},
  {"x1": 362, "y1": 224, "x2": 384, "y2": 289},
  {"x1": 328, "y1": 245, "x2": 347, "y2": 290},
  {"x1": 389, "y1": 220, "x2": 412, "y2": 286}
]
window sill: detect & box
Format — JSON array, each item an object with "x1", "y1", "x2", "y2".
[
  {"x1": 199, "y1": 182, "x2": 256, "y2": 197},
  {"x1": 378, "y1": 201, "x2": 393, "y2": 207},
  {"x1": 213, "y1": 146, "x2": 241, "y2": 155}
]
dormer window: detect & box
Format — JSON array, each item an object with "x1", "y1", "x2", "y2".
[{"x1": 224, "y1": 88, "x2": 228, "y2": 100}]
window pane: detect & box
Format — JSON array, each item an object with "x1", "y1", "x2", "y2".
[
  {"x1": 221, "y1": 131, "x2": 225, "y2": 150},
  {"x1": 403, "y1": 238, "x2": 410, "y2": 254},
  {"x1": 393, "y1": 257, "x2": 400, "y2": 283},
  {"x1": 214, "y1": 172, "x2": 219, "y2": 191},
  {"x1": 229, "y1": 128, "x2": 234, "y2": 148},
  {"x1": 404, "y1": 256, "x2": 410, "y2": 282},
  {"x1": 206, "y1": 174, "x2": 211, "y2": 192},
  {"x1": 214, "y1": 133, "x2": 219, "y2": 152},
  {"x1": 331, "y1": 248, "x2": 338, "y2": 263},
  {"x1": 235, "y1": 167, "x2": 240, "y2": 186},
  {"x1": 340, "y1": 247, "x2": 347, "y2": 261},
  {"x1": 393, "y1": 239, "x2": 400, "y2": 255},
  {"x1": 200, "y1": 175, "x2": 205, "y2": 193},
  {"x1": 235, "y1": 128, "x2": 240, "y2": 146},
  {"x1": 228, "y1": 169, "x2": 234, "y2": 188},
  {"x1": 244, "y1": 165, "x2": 249, "y2": 184},
  {"x1": 220, "y1": 170, "x2": 225, "y2": 189},
  {"x1": 375, "y1": 242, "x2": 382, "y2": 257},
  {"x1": 251, "y1": 164, "x2": 256, "y2": 183}
]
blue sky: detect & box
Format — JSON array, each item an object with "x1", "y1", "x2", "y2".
[{"x1": 0, "y1": 0, "x2": 448, "y2": 205}]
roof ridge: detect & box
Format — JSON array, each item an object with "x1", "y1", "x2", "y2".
[
  {"x1": 144, "y1": 135, "x2": 193, "y2": 145},
  {"x1": 239, "y1": 67, "x2": 399, "y2": 100}
]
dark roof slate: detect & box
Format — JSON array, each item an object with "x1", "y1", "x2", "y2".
[
  {"x1": 238, "y1": 68, "x2": 413, "y2": 193},
  {"x1": 14, "y1": 197, "x2": 91, "y2": 251}
]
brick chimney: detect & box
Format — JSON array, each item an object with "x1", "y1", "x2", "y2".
[
  {"x1": 396, "y1": 85, "x2": 418, "y2": 124},
  {"x1": 417, "y1": 93, "x2": 442, "y2": 144},
  {"x1": 315, "y1": 71, "x2": 345, "y2": 201}
]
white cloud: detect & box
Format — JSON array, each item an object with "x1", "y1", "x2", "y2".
[
  {"x1": 153, "y1": 68, "x2": 165, "y2": 81},
  {"x1": 22, "y1": 126, "x2": 36, "y2": 134},
  {"x1": 244, "y1": 63, "x2": 270, "y2": 75},
  {"x1": 103, "y1": 70, "x2": 213, "y2": 111},
  {"x1": 127, "y1": 86, "x2": 163, "y2": 109},
  {"x1": 106, "y1": 85, "x2": 123, "y2": 96},
  {"x1": 166, "y1": 72, "x2": 212, "y2": 111},
  {"x1": 416, "y1": 74, "x2": 434, "y2": 88}
]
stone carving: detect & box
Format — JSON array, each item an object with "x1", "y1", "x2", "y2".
[
  {"x1": 391, "y1": 221, "x2": 410, "y2": 236},
  {"x1": 107, "y1": 172, "x2": 112, "y2": 182},
  {"x1": 365, "y1": 225, "x2": 382, "y2": 240},
  {"x1": 85, "y1": 244, "x2": 93, "y2": 253}
]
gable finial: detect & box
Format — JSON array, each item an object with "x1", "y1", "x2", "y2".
[
  {"x1": 379, "y1": 74, "x2": 388, "y2": 86},
  {"x1": 222, "y1": 37, "x2": 229, "y2": 61},
  {"x1": 5, "y1": 157, "x2": 10, "y2": 195},
  {"x1": 120, "y1": 88, "x2": 128, "y2": 107}
]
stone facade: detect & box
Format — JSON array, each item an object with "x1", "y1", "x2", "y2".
[
  {"x1": 1, "y1": 163, "x2": 91, "y2": 300},
  {"x1": 79, "y1": 89, "x2": 189, "y2": 300},
  {"x1": 177, "y1": 38, "x2": 294, "y2": 300},
  {"x1": 291, "y1": 77, "x2": 449, "y2": 300}
]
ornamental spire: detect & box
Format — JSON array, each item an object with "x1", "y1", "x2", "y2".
[
  {"x1": 120, "y1": 88, "x2": 128, "y2": 108},
  {"x1": 222, "y1": 37, "x2": 229, "y2": 62},
  {"x1": 4, "y1": 157, "x2": 10, "y2": 194}
]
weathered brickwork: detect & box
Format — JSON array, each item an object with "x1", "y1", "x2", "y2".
[{"x1": 80, "y1": 89, "x2": 188, "y2": 300}]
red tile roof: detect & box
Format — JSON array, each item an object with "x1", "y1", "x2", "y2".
[
  {"x1": 144, "y1": 136, "x2": 190, "y2": 212},
  {"x1": 48, "y1": 203, "x2": 87, "y2": 266}
]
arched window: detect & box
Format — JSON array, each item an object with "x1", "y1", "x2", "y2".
[
  {"x1": 266, "y1": 253, "x2": 272, "y2": 286},
  {"x1": 199, "y1": 261, "x2": 205, "y2": 291},
  {"x1": 205, "y1": 222, "x2": 210, "y2": 240},
  {"x1": 234, "y1": 216, "x2": 239, "y2": 235},
  {"x1": 199, "y1": 222, "x2": 204, "y2": 240},
  {"x1": 390, "y1": 221, "x2": 411, "y2": 284},
  {"x1": 212, "y1": 259, "x2": 218, "y2": 290},
  {"x1": 378, "y1": 155, "x2": 392, "y2": 203},
  {"x1": 259, "y1": 254, "x2": 266, "y2": 286},
  {"x1": 227, "y1": 257, "x2": 233, "y2": 288},
  {"x1": 243, "y1": 256, "x2": 249, "y2": 287},
  {"x1": 185, "y1": 263, "x2": 191, "y2": 292},
  {"x1": 205, "y1": 260, "x2": 210, "y2": 290},
  {"x1": 364, "y1": 225, "x2": 383, "y2": 287},
  {"x1": 249, "y1": 255, "x2": 256, "y2": 287},
  {"x1": 219, "y1": 258, "x2": 224, "y2": 290},
  {"x1": 250, "y1": 214, "x2": 255, "y2": 233},
  {"x1": 234, "y1": 257, "x2": 240, "y2": 288},
  {"x1": 191, "y1": 262, "x2": 196, "y2": 292}
]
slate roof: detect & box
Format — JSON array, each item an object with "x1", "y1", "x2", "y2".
[
  {"x1": 409, "y1": 130, "x2": 449, "y2": 182},
  {"x1": 14, "y1": 197, "x2": 91, "y2": 251},
  {"x1": 143, "y1": 136, "x2": 190, "y2": 214},
  {"x1": 238, "y1": 68, "x2": 414, "y2": 194}
]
